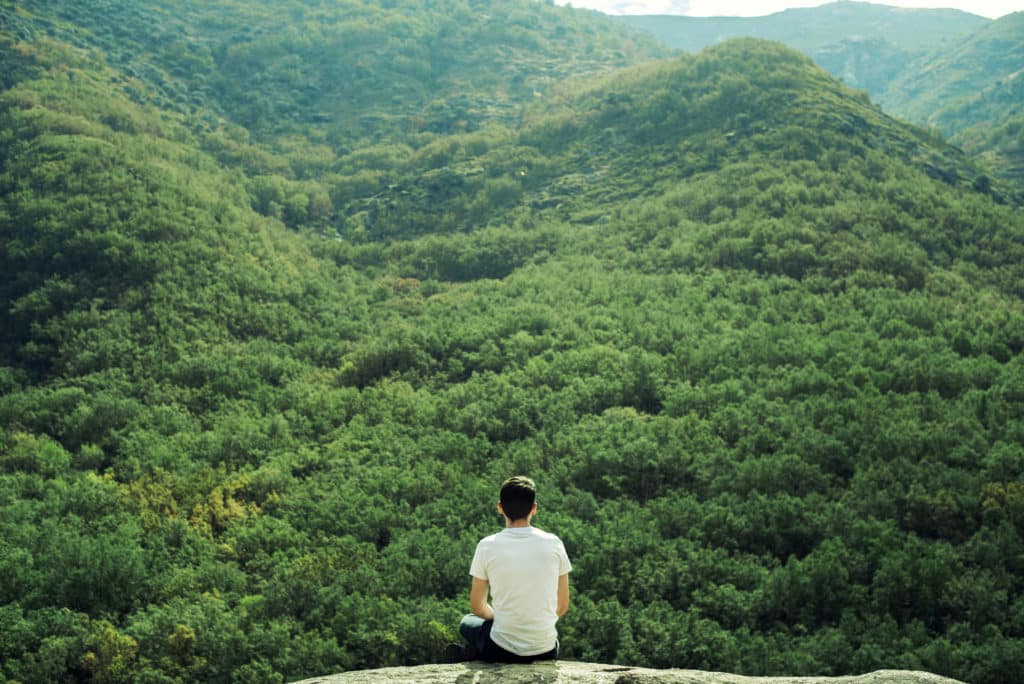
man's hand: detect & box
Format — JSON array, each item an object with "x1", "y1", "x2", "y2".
[{"x1": 470, "y1": 576, "x2": 495, "y2": 620}]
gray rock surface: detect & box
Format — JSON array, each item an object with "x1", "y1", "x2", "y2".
[{"x1": 290, "y1": 661, "x2": 965, "y2": 684}]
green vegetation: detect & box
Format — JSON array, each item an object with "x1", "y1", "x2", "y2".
[
  {"x1": 616, "y1": 2, "x2": 985, "y2": 54},
  {"x1": 879, "y1": 12, "x2": 1024, "y2": 193},
  {"x1": 1, "y1": 2, "x2": 1024, "y2": 684},
  {"x1": 0, "y1": 0, "x2": 666, "y2": 147},
  {"x1": 616, "y1": 2, "x2": 986, "y2": 95},
  {"x1": 620, "y1": 5, "x2": 1023, "y2": 195}
]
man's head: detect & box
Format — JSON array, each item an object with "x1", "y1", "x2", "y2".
[{"x1": 499, "y1": 475, "x2": 537, "y2": 522}]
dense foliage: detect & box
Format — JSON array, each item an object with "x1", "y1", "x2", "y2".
[
  {"x1": 621, "y1": 6, "x2": 1024, "y2": 196},
  {"x1": 616, "y1": 4, "x2": 984, "y2": 54},
  {"x1": 0, "y1": 0, "x2": 666, "y2": 147},
  {"x1": 2, "y1": 2, "x2": 1024, "y2": 684},
  {"x1": 879, "y1": 12, "x2": 1024, "y2": 193},
  {"x1": 616, "y1": 4, "x2": 986, "y2": 97}
]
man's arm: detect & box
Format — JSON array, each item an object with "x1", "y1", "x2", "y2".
[
  {"x1": 556, "y1": 572, "x2": 570, "y2": 617},
  {"x1": 470, "y1": 576, "x2": 495, "y2": 620}
]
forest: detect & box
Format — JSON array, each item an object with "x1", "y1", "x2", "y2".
[
  {"x1": 1, "y1": 1, "x2": 1023, "y2": 683},
  {"x1": 622, "y1": 7, "x2": 1024, "y2": 194}
]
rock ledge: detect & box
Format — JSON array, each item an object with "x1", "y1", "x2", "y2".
[{"x1": 290, "y1": 661, "x2": 965, "y2": 684}]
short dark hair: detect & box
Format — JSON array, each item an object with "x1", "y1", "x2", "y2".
[{"x1": 500, "y1": 476, "x2": 536, "y2": 521}]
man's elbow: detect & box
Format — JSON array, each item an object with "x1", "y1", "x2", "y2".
[{"x1": 557, "y1": 600, "x2": 570, "y2": 617}]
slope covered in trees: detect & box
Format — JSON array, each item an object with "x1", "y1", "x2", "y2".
[
  {"x1": 616, "y1": 2, "x2": 984, "y2": 54},
  {"x1": 1, "y1": 0, "x2": 666, "y2": 146},
  {"x1": 616, "y1": 2, "x2": 986, "y2": 94},
  {"x1": 878, "y1": 12, "x2": 1024, "y2": 192},
  {"x1": 619, "y1": 4, "x2": 1024, "y2": 195},
  {"x1": 2, "y1": 2, "x2": 1024, "y2": 684}
]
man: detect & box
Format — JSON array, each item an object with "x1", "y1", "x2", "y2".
[{"x1": 446, "y1": 476, "x2": 572, "y2": 663}]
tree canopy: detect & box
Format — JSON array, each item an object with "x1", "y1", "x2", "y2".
[{"x1": 1, "y1": 2, "x2": 1023, "y2": 683}]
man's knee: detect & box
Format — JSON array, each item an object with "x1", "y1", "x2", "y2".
[
  {"x1": 460, "y1": 614, "x2": 491, "y2": 643},
  {"x1": 460, "y1": 614, "x2": 483, "y2": 632}
]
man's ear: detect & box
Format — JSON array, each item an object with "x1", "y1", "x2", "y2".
[{"x1": 497, "y1": 502, "x2": 505, "y2": 517}]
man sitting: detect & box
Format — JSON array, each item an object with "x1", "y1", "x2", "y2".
[{"x1": 446, "y1": 476, "x2": 572, "y2": 663}]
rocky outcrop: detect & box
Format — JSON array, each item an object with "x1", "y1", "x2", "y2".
[{"x1": 290, "y1": 661, "x2": 965, "y2": 684}]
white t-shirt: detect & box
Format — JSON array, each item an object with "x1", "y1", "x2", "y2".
[{"x1": 469, "y1": 526, "x2": 572, "y2": 656}]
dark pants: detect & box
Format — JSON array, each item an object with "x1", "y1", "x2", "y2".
[{"x1": 459, "y1": 614, "x2": 558, "y2": 663}]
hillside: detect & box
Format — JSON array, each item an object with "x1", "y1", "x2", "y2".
[
  {"x1": 878, "y1": 12, "x2": 1024, "y2": 190},
  {"x1": 351, "y1": 40, "x2": 1010, "y2": 240},
  {"x1": 0, "y1": 0, "x2": 667, "y2": 156},
  {"x1": 615, "y1": 2, "x2": 984, "y2": 54},
  {"x1": 2, "y1": 3, "x2": 1024, "y2": 684},
  {"x1": 616, "y1": 2, "x2": 986, "y2": 93},
  {"x1": 618, "y1": 5, "x2": 1024, "y2": 194}
]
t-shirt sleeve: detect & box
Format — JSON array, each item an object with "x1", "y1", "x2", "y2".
[
  {"x1": 557, "y1": 539, "x2": 572, "y2": 575},
  {"x1": 469, "y1": 540, "x2": 488, "y2": 580}
]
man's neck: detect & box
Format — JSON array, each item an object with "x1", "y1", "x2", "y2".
[{"x1": 505, "y1": 518, "x2": 532, "y2": 529}]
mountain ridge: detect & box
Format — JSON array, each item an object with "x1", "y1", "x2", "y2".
[
  {"x1": 615, "y1": 4, "x2": 1022, "y2": 192},
  {"x1": 878, "y1": 12, "x2": 1024, "y2": 189},
  {"x1": 879, "y1": 12, "x2": 1024, "y2": 125},
  {"x1": 349, "y1": 39, "x2": 1010, "y2": 244},
  {"x1": 0, "y1": 0, "x2": 668, "y2": 148},
  {"x1": 616, "y1": 2, "x2": 986, "y2": 54}
]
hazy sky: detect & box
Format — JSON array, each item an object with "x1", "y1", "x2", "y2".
[{"x1": 556, "y1": 0, "x2": 1023, "y2": 18}]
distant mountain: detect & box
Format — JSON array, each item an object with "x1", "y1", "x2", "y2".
[
  {"x1": 617, "y1": 1, "x2": 985, "y2": 54},
  {"x1": 616, "y1": 0, "x2": 986, "y2": 93},
  {"x1": 617, "y1": 3, "x2": 1024, "y2": 191},
  {"x1": 880, "y1": 12, "x2": 1024, "y2": 127},
  {"x1": 879, "y1": 12, "x2": 1024, "y2": 188}
]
